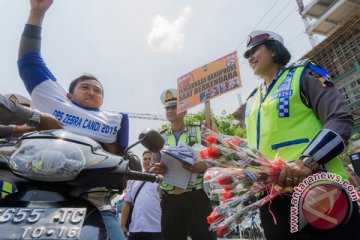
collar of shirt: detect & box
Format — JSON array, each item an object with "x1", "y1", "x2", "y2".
[
  {"x1": 167, "y1": 125, "x2": 188, "y2": 135},
  {"x1": 260, "y1": 67, "x2": 285, "y2": 96}
]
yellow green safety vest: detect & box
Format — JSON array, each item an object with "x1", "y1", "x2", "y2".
[
  {"x1": 160, "y1": 125, "x2": 203, "y2": 191},
  {"x1": 0, "y1": 138, "x2": 15, "y2": 198},
  {"x1": 245, "y1": 64, "x2": 347, "y2": 180},
  {"x1": 0, "y1": 180, "x2": 14, "y2": 198}
]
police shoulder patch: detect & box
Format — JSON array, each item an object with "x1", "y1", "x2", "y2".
[{"x1": 308, "y1": 63, "x2": 334, "y2": 88}]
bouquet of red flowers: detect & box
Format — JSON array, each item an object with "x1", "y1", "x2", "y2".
[{"x1": 196, "y1": 128, "x2": 287, "y2": 237}]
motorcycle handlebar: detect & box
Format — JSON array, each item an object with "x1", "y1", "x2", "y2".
[{"x1": 125, "y1": 170, "x2": 163, "y2": 183}]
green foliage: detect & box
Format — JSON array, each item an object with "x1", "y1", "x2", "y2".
[
  {"x1": 214, "y1": 110, "x2": 246, "y2": 138},
  {"x1": 184, "y1": 111, "x2": 205, "y2": 125},
  {"x1": 159, "y1": 123, "x2": 169, "y2": 132},
  {"x1": 186, "y1": 110, "x2": 246, "y2": 138},
  {"x1": 351, "y1": 132, "x2": 360, "y2": 141},
  {"x1": 158, "y1": 110, "x2": 246, "y2": 138},
  {"x1": 339, "y1": 132, "x2": 360, "y2": 165}
]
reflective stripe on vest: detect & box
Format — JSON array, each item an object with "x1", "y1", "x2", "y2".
[
  {"x1": 245, "y1": 65, "x2": 347, "y2": 180},
  {"x1": 160, "y1": 125, "x2": 202, "y2": 191}
]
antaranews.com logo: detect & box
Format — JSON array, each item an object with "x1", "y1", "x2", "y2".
[{"x1": 290, "y1": 172, "x2": 359, "y2": 233}]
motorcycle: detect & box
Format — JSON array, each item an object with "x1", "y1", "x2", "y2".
[{"x1": 0, "y1": 129, "x2": 164, "y2": 240}]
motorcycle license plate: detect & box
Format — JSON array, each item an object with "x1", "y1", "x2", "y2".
[{"x1": 0, "y1": 208, "x2": 86, "y2": 240}]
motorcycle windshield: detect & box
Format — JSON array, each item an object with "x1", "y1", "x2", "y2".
[{"x1": 9, "y1": 138, "x2": 107, "y2": 181}]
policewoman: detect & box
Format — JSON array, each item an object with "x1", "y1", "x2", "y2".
[
  {"x1": 151, "y1": 89, "x2": 217, "y2": 240},
  {"x1": 244, "y1": 30, "x2": 359, "y2": 239}
]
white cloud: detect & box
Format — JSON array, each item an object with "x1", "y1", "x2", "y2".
[{"x1": 147, "y1": 7, "x2": 191, "y2": 53}]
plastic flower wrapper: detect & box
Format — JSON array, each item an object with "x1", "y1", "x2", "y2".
[
  {"x1": 198, "y1": 129, "x2": 271, "y2": 169},
  {"x1": 197, "y1": 128, "x2": 287, "y2": 237},
  {"x1": 162, "y1": 143, "x2": 194, "y2": 162},
  {"x1": 207, "y1": 181, "x2": 285, "y2": 237}
]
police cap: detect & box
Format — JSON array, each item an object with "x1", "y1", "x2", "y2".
[
  {"x1": 160, "y1": 89, "x2": 177, "y2": 108},
  {"x1": 244, "y1": 30, "x2": 284, "y2": 59}
]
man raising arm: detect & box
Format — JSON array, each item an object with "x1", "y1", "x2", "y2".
[
  {"x1": 18, "y1": 1, "x2": 128, "y2": 239},
  {"x1": 18, "y1": 0, "x2": 129, "y2": 156}
]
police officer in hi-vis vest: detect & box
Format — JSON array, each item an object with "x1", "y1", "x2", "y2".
[
  {"x1": 0, "y1": 93, "x2": 62, "y2": 198},
  {"x1": 0, "y1": 93, "x2": 41, "y2": 198},
  {"x1": 244, "y1": 30, "x2": 359, "y2": 240},
  {"x1": 151, "y1": 89, "x2": 217, "y2": 240}
]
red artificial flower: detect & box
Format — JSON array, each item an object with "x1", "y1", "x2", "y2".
[
  {"x1": 207, "y1": 147, "x2": 221, "y2": 159},
  {"x1": 204, "y1": 172, "x2": 212, "y2": 181},
  {"x1": 231, "y1": 137, "x2": 242, "y2": 146},
  {"x1": 198, "y1": 149, "x2": 207, "y2": 159},
  {"x1": 217, "y1": 225, "x2": 229, "y2": 237},
  {"x1": 271, "y1": 158, "x2": 286, "y2": 169},
  {"x1": 207, "y1": 210, "x2": 221, "y2": 224},
  {"x1": 222, "y1": 189, "x2": 234, "y2": 201},
  {"x1": 217, "y1": 175, "x2": 233, "y2": 185},
  {"x1": 206, "y1": 134, "x2": 218, "y2": 144}
]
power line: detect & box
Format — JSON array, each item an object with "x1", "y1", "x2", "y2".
[
  {"x1": 286, "y1": 31, "x2": 307, "y2": 49},
  {"x1": 273, "y1": 6, "x2": 298, "y2": 31},
  {"x1": 263, "y1": 1, "x2": 293, "y2": 29},
  {"x1": 211, "y1": 1, "x2": 307, "y2": 115},
  {"x1": 291, "y1": 44, "x2": 311, "y2": 60},
  {"x1": 212, "y1": 0, "x2": 283, "y2": 114},
  {"x1": 235, "y1": 0, "x2": 282, "y2": 50},
  {"x1": 202, "y1": 3, "x2": 314, "y2": 117}
]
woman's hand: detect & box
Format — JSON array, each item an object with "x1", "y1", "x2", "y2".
[{"x1": 277, "y1": 160, "x2": 313, "y2": 187}]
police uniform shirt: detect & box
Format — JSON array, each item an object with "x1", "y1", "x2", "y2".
[
  {"x1": 0, "y1": 94, "x2": 33, "y2": 126},
  {"x1": 247, "y1": 67, "x2": 353, "y2": 144}
]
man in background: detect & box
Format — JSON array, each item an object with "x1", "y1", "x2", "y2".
[
  {"x1": 121, "y1": 150, "x2": 162, "y2": 240},
  {"x1": 151, "y1": 89, "x2": 216, "y2": 240}
]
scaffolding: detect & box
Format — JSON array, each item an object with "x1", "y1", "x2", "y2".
[
  {"x1": 301, "y1": 0, "x2": 360, "y2": 36},
  {"x1": 303, "y1": 11, "x2": 360, "y2": 132}
]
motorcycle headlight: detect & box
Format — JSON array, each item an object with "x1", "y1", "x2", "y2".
[{"x1": 9, "y1": 138, "x2": 107, "y2": 181}]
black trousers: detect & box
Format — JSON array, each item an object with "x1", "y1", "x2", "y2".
[
  {"x1": 260, "y1": 194, "x2": 360, "y2": 240},
  {"x1": 128, "y1": 232, "x2": 163, "y2": 240},
  {"x1": 160, "y1": 189, "x2": 217, "y2": 240}
]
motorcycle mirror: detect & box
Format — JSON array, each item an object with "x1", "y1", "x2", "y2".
[{"x1": 139, "y1": 129, "x2": 164, "y2": 153}]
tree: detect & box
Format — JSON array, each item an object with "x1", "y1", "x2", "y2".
[{"x1": 159, "y1": 110, "x2": 246, "y2": 138}]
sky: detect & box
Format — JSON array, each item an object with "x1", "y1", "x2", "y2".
[{"x1": 0, "y1": 0, "x2": 315, "y2": 155}]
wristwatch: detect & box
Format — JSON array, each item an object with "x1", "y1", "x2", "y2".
[
  {"x1": 26, "y1": 110, "x2": 41, "y2": 128},
  {"x1": 302, "y1": 156, "x2": 319, "y2": 172}
]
